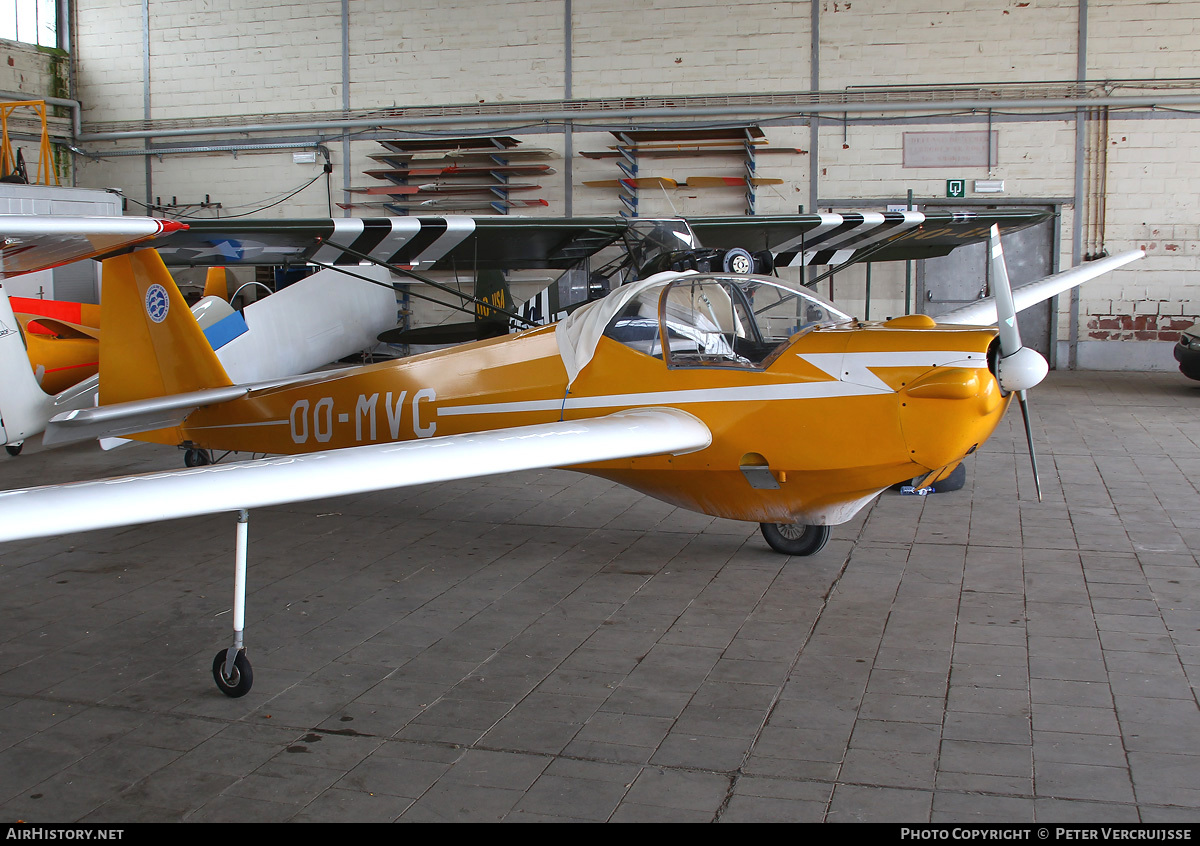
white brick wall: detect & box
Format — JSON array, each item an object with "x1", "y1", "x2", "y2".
[
  {"x1": 820, "y1": 0, "x2": 1080, "y2": 87},
  {"x1": 0, "y1": 38, "x2": 66, "y2": 99}
]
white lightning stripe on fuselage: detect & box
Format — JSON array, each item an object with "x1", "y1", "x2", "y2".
[
  {"x1": 437, "y1": 379, "x2": 882, "y2": 418},
  {"x1": 800, "y1": 351, "x2": 989, "y2": 393},
  {"x1": 184, "y1": 419, "x2": 291, "y2": 432},
  {"x1": 438, "y1": 349, "x2": 987, "y2": 417},
  {"x1": 181, "y1": 350, "x2": 988, "y2": 433}
]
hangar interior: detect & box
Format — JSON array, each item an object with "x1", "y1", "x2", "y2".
[{"x1": 0, "y1": 0, "x2": 1198, "y2": 825}]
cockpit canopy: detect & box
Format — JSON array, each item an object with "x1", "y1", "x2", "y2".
[
  {"x1": 555, "y1": 270, "x2": 853, "y2": 387},
  {"x1": 602, "y1": 273, "x2": 852, "y2": 368}
]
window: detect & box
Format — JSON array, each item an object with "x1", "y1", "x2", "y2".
[
  {"x1": 0, "y1": 0, "x2": 58, "y2": 49},
  {"x1": 659, "y1": 278, "x2": 754, "y2": 367}
]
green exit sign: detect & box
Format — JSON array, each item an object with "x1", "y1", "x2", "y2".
[{"x1": 946, "y1": 179, "x2": 966, "y2": 198}]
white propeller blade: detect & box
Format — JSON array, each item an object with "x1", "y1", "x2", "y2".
[
  {"x1": 988, "y1": 225, "x2": 1049, "y2": 395},
  {"x1": 986, "y1": 224, "x2": 1044, "y2": 502}
]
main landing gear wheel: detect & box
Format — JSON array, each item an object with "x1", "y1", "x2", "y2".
[
  {"x1": 184, "y1": 448, "x2": 211, "y2": 467},
  {"x1": 212, "y1": 649, "x2": 253, "y2": 698},
  {"x1": 759, "y1": 522, "x2": 831, "y2": 556},
  {"x1": 5, "y1": 442, "x2": 22, "y2": 456},
  {"x1": 933, "y1": 462, "x2": 966, "y2": 492},
  {"x1": 723, "y1": 247, "x2": 755, "y2": 274}
]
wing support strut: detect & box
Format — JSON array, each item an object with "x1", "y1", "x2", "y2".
[{"x1": 316, "y1": 239, "x2": 538, "y2": 329}]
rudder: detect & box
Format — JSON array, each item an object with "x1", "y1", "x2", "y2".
[{"x1": 99, "y1": 249, "x2": 233, "y2": 407}]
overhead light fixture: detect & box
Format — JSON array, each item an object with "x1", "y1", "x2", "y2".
[{"x1": 974, "y1": 180, "x2": 1004, "y2": 193}]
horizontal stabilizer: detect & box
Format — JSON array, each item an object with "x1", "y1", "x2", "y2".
[
  {"x1": 41, "y1": 365, "x2": 353, "y2": 446},
  {"x1": 937, "y1": 250, "x2": 1144, "y2": 326},
  {"x1": 16, "y1": 316, "x2": 100, "y2": 340},
  {"x1": 0, "y1": 408, "x2": 712, "y2": 543},
  {"x1": 42, "y1": 385, "x2": 251, "y2": 446},
  {"x1": 379, "y1": 321, "x2": 507, "y2": 346}
]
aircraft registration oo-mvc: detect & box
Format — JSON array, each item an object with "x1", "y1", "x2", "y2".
[{"x1": 0, "y1": 212, "x2": 1143, "y2": 696}]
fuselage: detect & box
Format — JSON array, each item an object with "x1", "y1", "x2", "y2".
[{"x1": 154, "y1": 315, "x2": 1007, "y2": 527}]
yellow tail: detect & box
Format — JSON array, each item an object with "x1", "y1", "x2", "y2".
[
  {"x1": 203, "y1": 266, "x2": 229, "y2": 301},
  {"x1": 99, "y1": 249, "x2": 233, "y2": 408}
]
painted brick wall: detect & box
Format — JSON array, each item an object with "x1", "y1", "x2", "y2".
[
  {"x1": 0, "y1": 38, "x2": 66, "y2": 100},
  {"x1": 819, "y1": 0, "x2": 1080, "y2": 87},
  {"x1": 1088, "y1": 0, "x2": 1200, "y2": 78},
  {"x1": 350, "y1": 0, "x2": 566, "y2": 106}
]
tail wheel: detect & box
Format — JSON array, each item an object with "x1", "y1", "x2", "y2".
[{"x1": 759, "y1": 522, "x2": 830, "y2": 556}]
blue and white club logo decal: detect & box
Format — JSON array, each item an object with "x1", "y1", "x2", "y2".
[{"x1": 145, "y1": 283, "x2": 170, "y2": 323}]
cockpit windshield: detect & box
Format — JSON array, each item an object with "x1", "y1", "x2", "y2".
[
  {"x1": 620, "y1": 219, "x2": 701, "y2": 278},
  {"x1": 602, "y1": 273, "x2": 852, "y2": 369}
]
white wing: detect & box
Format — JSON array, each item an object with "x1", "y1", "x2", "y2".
[
  {"x1": 0, "y1": 408, "x2": 712, "y2": 543},
  {"x1": 0, "y1": 215, "x2": 185, "y2": 278},
  {"x1": 936, "y1": 250, "x2": 1144, "y2": 326}
]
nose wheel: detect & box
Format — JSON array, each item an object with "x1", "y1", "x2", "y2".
[{"x1": 759, "y1": 522, "x2": 830, "y2": 556}]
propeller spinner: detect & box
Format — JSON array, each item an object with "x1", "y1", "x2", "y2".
[{"x1": 987, "y1": 224, "x2": 1045, "y2": 502}]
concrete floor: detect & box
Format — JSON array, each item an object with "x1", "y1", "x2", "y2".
[{"x1": 0, "y1": 370, "x2": 1197, "y2": 823}]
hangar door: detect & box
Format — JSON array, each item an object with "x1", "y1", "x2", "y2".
[{"x1": 916, "y1": 206, "x2": 1058, "y2": 363}]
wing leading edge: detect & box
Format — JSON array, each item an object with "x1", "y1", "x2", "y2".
[
  {"x1": 936, "y1": 250, "x2": 1145, "y2": 326},
  {"x1": 0, "y1": 210, "x2": 1054, "y2": 279},
  {"x1": 0, "y1": 215, "x2": 187, "y2": 278},
  {"x1": 0, "y1": 408, "x2": 712, "y2": 544}
]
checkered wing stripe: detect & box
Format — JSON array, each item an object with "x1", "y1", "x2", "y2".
[
  {"x1": 774, "y1": 211, "x2": 927, "y2": 267},
  {"x1": 312, "y1": 216, "x2": 476, "y2": 268}
]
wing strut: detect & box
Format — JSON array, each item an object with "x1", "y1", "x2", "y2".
[{"x1": 316, "y1": 239, "x2": 538, "y2": 329}]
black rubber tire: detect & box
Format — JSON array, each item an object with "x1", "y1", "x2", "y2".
[
  {"x1": 185, "y1": 449, "x2": 211, "y2": 467},
  {"x1": 900, "y1": 462, "x2": 967, "y2": 494},
  {"x1": 759, "y1": 522, "x2": 831, "y2": 556},
  {"x1": 5, "y1": 443, "x2": 22, "y2": 456},
  {"x1": 723, "y1": 247, "x2": 755, "y2": 274},
  {"x1": 932, "y1": 462, "x2": 967, "y2": 492},
  {"x1": 212, "y1": 649, "x2": 253, "y2": 698}
]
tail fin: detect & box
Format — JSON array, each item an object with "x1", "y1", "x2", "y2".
[
  {"x1": 473, "y1": 269, "x2": 512, "y2": 338},
  {"x1": 98, "y1": 249, "x2": 233, "y2": 407},
  {"x1": 203, "y1": 267, "x2": 230, "y2": 301},
  {"x1": 0, "y1": 284, "x2": 53, "y2": 445}
]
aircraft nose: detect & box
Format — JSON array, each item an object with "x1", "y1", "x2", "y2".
[
  {"x1": 897, "y1": 364, "x2": 1007, "y2": 472},
  {"x1": 994, "y1": 345, "x2": 1049, "y2": 394}
]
